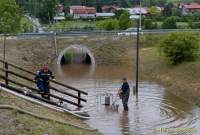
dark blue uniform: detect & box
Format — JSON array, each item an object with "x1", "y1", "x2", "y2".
[
  {"x1": 121, "y1": 82, "x2": 130, "y2": 110},
  {"x1": 35, "y1": 69, "x2": 54, "y2": 99}
]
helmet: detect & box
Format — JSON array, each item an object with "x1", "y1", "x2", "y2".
[{"x1": 43, "y1": 64, "x2": 49, "y2": 71}]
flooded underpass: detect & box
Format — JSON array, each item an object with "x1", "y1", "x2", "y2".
[
  {"x1": 55, "y1": 46, "x2": 200, "y2": 135},
  {"x1": 57, "y1": 64, "x2": 200, "y2": 135}
]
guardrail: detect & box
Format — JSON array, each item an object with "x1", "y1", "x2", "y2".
[
  {"x1": 0, "y1": 59, "x2": 88, "y2": 108},
  {"x1": 2, "y1": 29, "x2": 200, "y2": 39}
]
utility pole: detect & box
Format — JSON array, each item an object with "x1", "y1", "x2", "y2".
[
  {"x1": 130, "y1": 14, "x2": 140, "y2": 96},
  {"x1": 135, "y1": 19, "x2": 140, "y2": 95},
  {"x1": 139, "y1": 0, "x2": 142, "y2": 28}
]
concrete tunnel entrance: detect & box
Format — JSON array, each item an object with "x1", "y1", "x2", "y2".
[
  {"x1": 60, "y1": 51, "x2": 92, "y2": 65},
  {"x1": 57, "y1": 45, "x2": 95, "y2": 77}
]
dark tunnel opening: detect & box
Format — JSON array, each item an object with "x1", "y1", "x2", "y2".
[
  {"x1": 58, "y1": 46, "x2": 95, "y2": 78},
  {"x1": 60, "y1": 51, "x2": 92, "y2": 66}
]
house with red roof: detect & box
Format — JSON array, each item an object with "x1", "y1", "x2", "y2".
[
  {"x1": 180, "y1": 3, "x2": 200, "y2": 15},
  {"x1": 70, "y1": 6, "x2": 96, "y2": 19},
  {"x1": 101, "y1": 5, "x2": 118, "y2": 13}
]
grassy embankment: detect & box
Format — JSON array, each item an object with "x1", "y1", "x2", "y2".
[
  {"x1": 138, "y1": 34, "x2": 200, "y2": 106},
  {"x1": 0, "y1": 90, "x2": 101, "y2": 135}
]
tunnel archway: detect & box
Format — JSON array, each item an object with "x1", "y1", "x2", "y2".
[
  {"x1": 60, "y1": 50, "x2": 92, "y2": 65},
  {"x1": 57, "y1": 45, "x2": 95, "y2": 78}
]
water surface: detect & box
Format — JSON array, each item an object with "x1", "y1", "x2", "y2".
[{"x1": 58, "y1": 64, "x2": 199, "y2": 135}]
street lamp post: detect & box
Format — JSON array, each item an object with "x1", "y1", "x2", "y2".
[
  {"x1": 136, "y1": 19, "x2": 140, "y2": 94},
  {"x1": 130, "y1": 15, "x2": 140, "y2": 96},
  {"x1": 139, "y1": 0, "x2": 142, "y2": 28}
]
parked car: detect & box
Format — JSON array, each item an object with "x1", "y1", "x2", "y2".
[{"x1": 118, "y1": 28, "x2": 143, "y2": 36}]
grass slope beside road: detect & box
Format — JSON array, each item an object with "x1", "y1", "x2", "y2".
[
  {"x1": 139, "y1": 46, "x2": 200, "y2": 106},
  {"x1": 0, "y1": 91, "x2": 101, "y2": 135}
]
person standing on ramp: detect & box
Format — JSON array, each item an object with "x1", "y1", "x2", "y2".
[{"x1": 118, "y1": 78, "x2": 130, "y2": 111}]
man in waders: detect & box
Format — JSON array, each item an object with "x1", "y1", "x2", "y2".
[
  {"x1": 34, "y1": 64, "x2": 54, "y2": 100},
  {"x1": 118, "y1": 78, "x2": 130, "y2": 111}
]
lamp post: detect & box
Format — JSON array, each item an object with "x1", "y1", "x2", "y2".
[
  {"x1": 139, "y1": 0, "x2": 142, "y2": 28},
  {"x1": 130, "y1": 15, "x2": 140, "y2": 96},
  {"x1": 136, "y1": 19, "x2": 140, "y2": 94}
]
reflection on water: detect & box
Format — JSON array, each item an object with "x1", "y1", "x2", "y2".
[
  {"x1": 61, "y1": 64, "x2": 92, "y2": 78},
  {"x1": 57, "y1": 64, "x2": 200, "y2": 135},
  {"x1": 120, "y1": 111, "x2": 130, "y2": 135}
]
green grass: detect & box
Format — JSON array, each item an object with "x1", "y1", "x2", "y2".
[
  {"x1": 154, "y1": 21, "x2": 189, "y2": 29},
  {"x1": 0, "y1": 91, "x2": 102, "y2": 135},
  {"x1": 47, "y1": 20, "x2": 96, "y2": 31},
  {"x1": 0, "y1": 109, "x2": 100, "y2": 135}
]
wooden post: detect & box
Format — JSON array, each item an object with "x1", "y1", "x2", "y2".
[
  {"x1": 54, "y1": 32, "x2": 58, "y2": 56},
  {"x1": 3, "y1": 34, "x2": 6, "y2": 61},
  {"x1": 78, "y1": 91, "x2": 81, "y2": 107},
  {"x1": 5, "y1": 62, "x2": 8, "y2": 85}
]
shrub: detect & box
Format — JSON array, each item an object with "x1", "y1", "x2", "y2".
[
  {"x1": 20, "y1": 17, "x2": 34, "y2": 33},
  {"x1": 160, "y1": 32, "x2": 199, "y2": 65},
  {"x1": 119, "y1": 12, "x2": 132, "y2": 30},
  {"x1": 114, "y1": 10, "x2": 127, "y2": 19},
  {"x1": 144, "y1": 19, "x2": 156, "y2": 29},
  {"x1": 96, "y1": 19, "x2": 119, "y2": 31},
  {"x1": 162, "y1": 17, "x2": 177, "y2": 29},
  {"x1": 188, "y1": 21, "x2": 200, "y2": 29}
]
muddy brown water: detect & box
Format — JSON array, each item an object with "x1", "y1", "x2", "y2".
[{"x1": 57, "y1": 64, "x2": 199, "y2": 135}]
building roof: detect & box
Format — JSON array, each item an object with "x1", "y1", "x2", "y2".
[
  {"x1": 96, "y1": 13, "x2": 115, "y2": 17},
  {"x1": 120, "y1": 7, "x2": 148, "y2": 15},
  {"x1": 183, "y1": 3, "x2": 200, "y2": 9},
  {"x1": 70, "y1": 6, "x2": 96, "y2": 14},
  {"x1": 101, "y1": 5, "x2": 118, "y2": 13},
  {"x1": 53, "y1": 16, "x2": 65, "y2": 20}
]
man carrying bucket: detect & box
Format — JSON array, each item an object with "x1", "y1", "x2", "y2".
[{"x1": 118, "y1": 78, "x2": 130, "y2": 111}]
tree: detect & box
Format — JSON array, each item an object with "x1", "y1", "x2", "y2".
[
  {"x1": 148, "y1": 6, "x2": 161, "y2": 16},
  {"x1": 163, "y1": 3, "x2": 173, "y2": 16},
  {"x1": 160, "y1": 32, "x2": 199, "y2": 65},
  {"x1": 114, "y1": 9, "x2": 127, "y2": 19},
  {"x1": 172, "y1": 8, "x2": 182, "y2": 16},
  {"x1": 192, "y1": 12, "x2": 200, "y2": 21},
  {"x1": 37, "y1": 0, "x2": 59, "y2": 24},
  {"x1": 119, "y1": 11, "x2": 132, "y2": 30},
  {"x1": 0, "y1": 0, "x2": 21, "y2": 34},
  {"x1": 162, "y1": 17, "x2": 177, "y2": 29},
  {"x1": 0, "y1": 0, "x2": 21, "y2": 60}
]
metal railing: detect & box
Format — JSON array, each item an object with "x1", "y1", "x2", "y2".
[
  {"x1": 2, "y1": 29, "x2": 200, "y2": 39},
  {"x1": 0, "y1": 59, "x2": 88, "y2": 108}
]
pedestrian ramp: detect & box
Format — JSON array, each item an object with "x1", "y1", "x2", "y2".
[{"x1": 0, "y1": 59, "x2": 89, "y2": 119}]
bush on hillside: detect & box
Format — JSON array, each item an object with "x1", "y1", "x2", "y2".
[
  {"x1": 96, "y1": 19, "x2": 119, "y2": 31},
  {"x1": 144, "y1": 19, "x2": 157, "y2": 29},
  {"x1": 119, "y1": 12, "x2": 132, "y2": 30},
  {"x1": 20, "y1": 17, "x2": 34, "y2": 33},
  {"x1": 162, "y1": 17, "x2": 177, "y2": 29},
  {"x1": 188, "y1": 21, "x2": 200, "y2": 29},
  {"x1": 160, "y1": 32, "x2": 199, "y2": 65}
]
